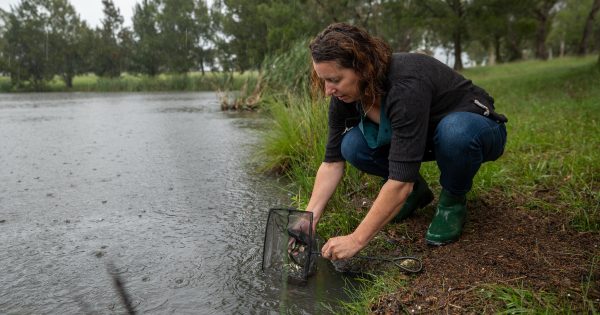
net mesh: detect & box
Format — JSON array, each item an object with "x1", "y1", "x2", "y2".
[{"x1": 262, "y1": 208, "x2": 318, "y2": 284}]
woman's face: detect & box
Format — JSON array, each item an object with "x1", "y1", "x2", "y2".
[{"x1": 313, "y1": 61, "x2": 361, "y2": 103}]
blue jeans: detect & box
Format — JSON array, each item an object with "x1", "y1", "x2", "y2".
[{"x1": 340, "y1": 112, "x2": 507, "y2": 196}]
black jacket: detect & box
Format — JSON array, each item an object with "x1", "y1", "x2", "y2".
[{"x1": 324, "y1": 53, "x2": 504, "y2": 182}]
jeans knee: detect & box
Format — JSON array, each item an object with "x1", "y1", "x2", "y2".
[
  {"x1": 341, "y1": 127, "x2": 369, "y2": 166},
  {"x1": 435, "y1": 114, "x2": 473, "y2": 158}
]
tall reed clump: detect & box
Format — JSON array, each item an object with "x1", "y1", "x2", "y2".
[{"x1": 260, "y1": 39, "x2": 312, "y2": 97}]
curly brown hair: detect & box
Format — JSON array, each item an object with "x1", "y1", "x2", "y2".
[{"x1": 309, "y1": 23, "x2": 392, "y2": 104}]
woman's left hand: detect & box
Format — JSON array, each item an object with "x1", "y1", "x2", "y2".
[{"x1": 321, "y1": 234, "x2": 363, "y2": 261}]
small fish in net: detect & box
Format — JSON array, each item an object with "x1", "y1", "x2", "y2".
[
  {"x1": 262, "y1": 208, "x2": 423, "y2": 285},
  {"x1": 262, "y1": 208, "x2": 318, "y2": 284}
]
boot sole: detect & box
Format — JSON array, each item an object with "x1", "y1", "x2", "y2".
[{"x1": 426, "y1": 238, "x2": 458, "y2": 246}]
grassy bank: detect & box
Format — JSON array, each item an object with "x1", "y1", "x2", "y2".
[
  {"x1": 259, "y1": 51, "x2": 599, "y2": 313},
  {"x1": 0, "y1": 71, "x2": 258, "y2": 93}
]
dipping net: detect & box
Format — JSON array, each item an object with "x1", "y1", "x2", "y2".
[
  {"x1": 262, "y1": 208, "x2": 423, "y2": 285},
  {"x1": 261, "y1": 208, "x2": 319, "y2": 284}
]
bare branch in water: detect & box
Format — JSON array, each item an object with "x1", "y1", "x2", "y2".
[{"x1": 107, "y1": 262, "x2": 136, "y2": 315}]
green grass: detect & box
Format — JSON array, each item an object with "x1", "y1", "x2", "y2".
[
  {"x1": 259, "y1": 53, "x2": 600, "y2": 313},
  {"x1": 0, "y1": 71, "x2": 258, "y2": 92},
  {"x1": 323, "y1": 271, "x2": 408, "y2": 314},
  {"x1": 464, "y1": 56, "x2": 600, "y2": 231}
]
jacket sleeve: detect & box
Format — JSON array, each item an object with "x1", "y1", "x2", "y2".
[
  {"x1": 324, "y1": 98, "x2": 350, "y2": 162},
  {"x1": 385, "y1": 78, "x2": 432, "y2": 182}
]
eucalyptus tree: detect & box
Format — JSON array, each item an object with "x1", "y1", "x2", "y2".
[
  {"x1": 578, "y1": 0, "x2": 600, "y2": 55},
  {"x1": 93, "y1": 0, "x2": 126, "y2": 77},
  {"x1": 157, "y1": 0, "x2": 210, "y2": 73},
  {"x1": 132, "y1": 0, "x2": 162, "y2": 76},
  {"x1": 531, "y1": 0, "x2": 563, "y2": 60},
  {"x1": 415, "y1": 0, "x2": 475, "y2": 70},
  {"x1": 211, "y1": 0, "x2": 269, "y2": 72},
  {"x1": 1, "y1": 0, "x2": 52, "y2": 88},
  {"x1": 0, "y1": 9, "x2": 7, "y2": 75},
  {"x1": 45, "y1": 0, "x2": 88, "y2": 87},
  {"x1": 376, "y1": 0, "x2": 425, "y2": 53},
  {"x1": 467, "y1": 0, "x2": 534, "y2": 64},
  {"x1": 548, "y1": 0, "x2": 594, "y2": 56},
  {"x1": 0, "y1": 0, "x2": 85, "y2": 88},
  {"x1": 191, "y1": 0, "x2": 212, "y2": 74}
]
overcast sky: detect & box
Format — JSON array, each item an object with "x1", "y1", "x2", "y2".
[{"x1": 0, "y1": 0, "x2": 139, "y2": 27}]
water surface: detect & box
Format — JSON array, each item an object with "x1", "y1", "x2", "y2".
[{"x1": 0, "y1": 92, "x2": 350, "y2": 314}]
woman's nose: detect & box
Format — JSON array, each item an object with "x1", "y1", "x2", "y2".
[{"x1": 324, "y1": 82, "x2": 335, "y2": 96}]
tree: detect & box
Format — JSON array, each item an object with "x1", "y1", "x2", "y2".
[
  {"x1": 548, "y1": 0, "x2": 591, "y2": 57},
  {"x1": 131, "y1": 0, "x2": 162, "y2": 75},
  {"x1": 532, "y1": 0, "x2": 562, "y2": 60},
  {"x1": 469, "y1": 0, "x2": 525, "y2": 64},
  {"x1": 157, "y1": 0, "x2": 204, "y2": 73},
  {"x1": 1, "y1": 0, "x2": 88, "y2": 89},
  {"x1": 191, "y1": 0, "x2": 212, "y2": 74},
  {"x1": 578, "y1": 0, "x2": 600, "y2": 55},
  {"x1": 211, "y1": 0, "x2": 269, "y2": 72},
  {"x1": 45, "y1": 0, "x2": 88, "y2": 87},
  {"x1": 416, "y1": 0, "x2": 474, "y2": 70},
  {"x1": 0, "y1": 9, "x2": 8, "y2": 75},
  {"x1": 370, "y1": 0, "x2": 424, "y2": 52},
  {"x1": 93, "y1": 0, "x2": 125, "y2": 77},
  {"x1": 1, "y1": 0, "x2": 55, "y2": 88}
]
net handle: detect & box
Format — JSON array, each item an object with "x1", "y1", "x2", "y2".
[{"x1": 310, "y1": 252, "x2": 423, "y2": 273}]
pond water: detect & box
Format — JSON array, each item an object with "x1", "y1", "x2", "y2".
[{"x1": 0, "y1": 92, "x2": 351, "y2": 314}]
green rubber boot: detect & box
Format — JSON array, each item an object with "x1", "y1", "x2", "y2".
[
  {"x1": 392, "y1": 174, "x2": 434, "y2": 222},
  {"x1": 425, "y1": 189, "x2": 467, "y2": 246}
]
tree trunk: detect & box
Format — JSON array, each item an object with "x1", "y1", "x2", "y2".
[
  {"x1": 450, "y1": 0, "x2": 465, "y2": 71},
  {"x1": 63, "y1": 73, "x2": 73, "y2": 88},
  {"x1": 533, "y1": 0, "x2": 558, "y2": 60},
  {"x1": 453, "y1": 30, "x2": 463, "y2": 70},
  {"x1": 534, "y1": 12, "x2": 549, "y2": 60},
  {"x1": 578, "y1": 0, "x2": 600, "y2": 55},
  {"x1": 494, "y1": 35, "x2": 503, "y2": 63},
  {"x1": 488, "y1": 45, "x2": 496, "y2": 66}
]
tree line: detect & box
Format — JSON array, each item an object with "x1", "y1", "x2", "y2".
[{"x1": 1, "y1": 0, "x2": 599, "y2": 90}]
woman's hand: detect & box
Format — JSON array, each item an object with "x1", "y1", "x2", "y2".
[{"x1": 321, "y1": 233, "x2": 364, "y2": 261}]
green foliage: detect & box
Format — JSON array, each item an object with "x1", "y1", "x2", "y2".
[
  {"x1": 211, "y1": 0, "x2": 321, "y2": 72},
  {"x1": 130, "y1": 0, "x2": 211, "y2": 76},
  {"x1": 131, "y1": 0, "x2": 161, "y2": 76},
  {"x1": 549, "y1": 0, "x2": 591, "y2": 55},
  {"x1": 92, "y1": 0, "x2": 125, "y2": 78},
  {"x1": 158, "y1": 0, "x2": 209, "y2": 73},
  {"x1": 0, "y1": 0, "x2": 89, "y2": 89},
  {"x1": 260, "y1": 39, "x2": 311, "y2": 97}
]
